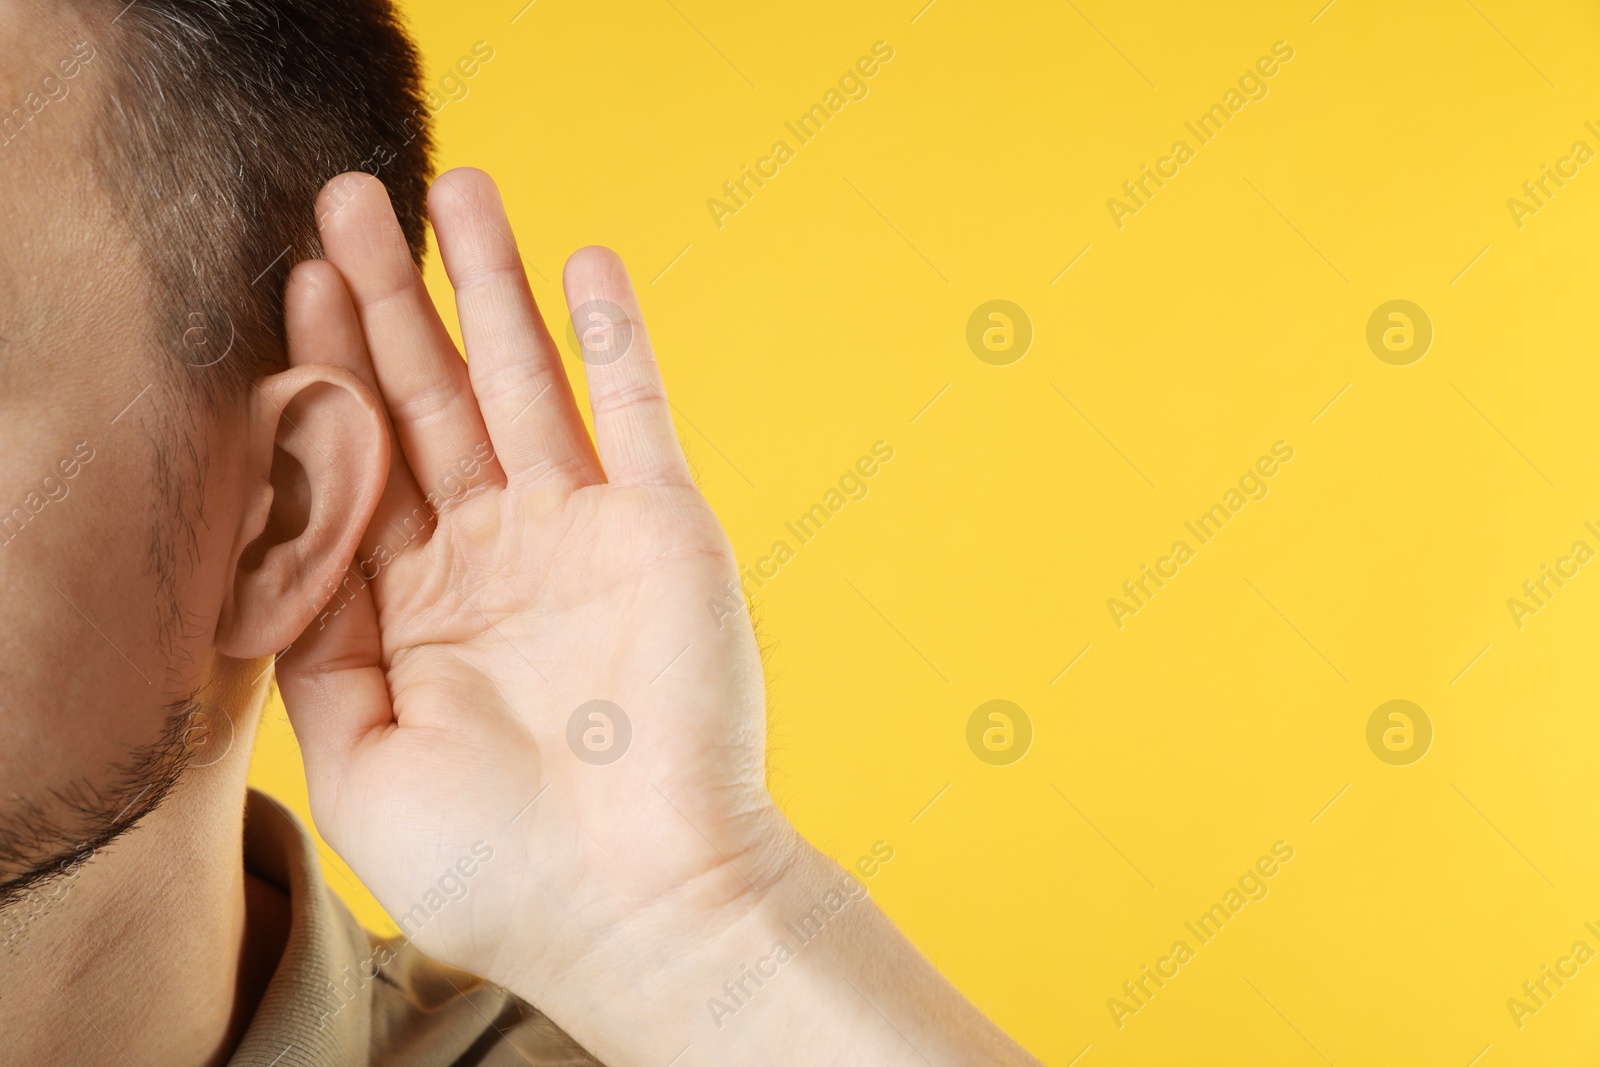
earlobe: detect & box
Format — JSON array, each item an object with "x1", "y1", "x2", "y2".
[{"x1": 214, "y1": 364, "x2": 389, "y2": 659}]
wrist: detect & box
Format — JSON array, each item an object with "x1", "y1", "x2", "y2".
[
  {"x1": 491, "y1": 803, "x2": 1031, "y2": 1067},
  {"x1": 496, "y1": 811, "x2": 927, "y2": 1066},
  {"x1": 617, "y1": 838, "x2": 948, "y2": 1067},
  {"x1": 490, "y1": 799, "x2": 818, "y2": 1053}
]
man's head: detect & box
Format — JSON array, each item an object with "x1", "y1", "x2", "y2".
[{"x1": 0, "y1": 0, "x2": 432, "y2": 909}]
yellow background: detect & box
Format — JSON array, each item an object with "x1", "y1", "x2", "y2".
[{"x1": 249, "y1": 1, "x2": 1600, "y2": 1062}]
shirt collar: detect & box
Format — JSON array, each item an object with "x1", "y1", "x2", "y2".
[{"x1": 226, "y1": 789, "x2": 374, "y2": 1066}]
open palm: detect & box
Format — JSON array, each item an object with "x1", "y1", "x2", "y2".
[{"x1": 275, "y1": 170, "x2": 785, "y2": 994}]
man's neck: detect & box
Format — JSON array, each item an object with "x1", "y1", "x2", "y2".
[{"x1": 0, "y1": 715, "x2": 280, "y2": 1067}]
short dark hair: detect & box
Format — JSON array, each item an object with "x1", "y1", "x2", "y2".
[
  {"x1": 69, "y1": 0, "x2": 436, "y2": 644},
  {"x1": 86, "y1": 0, "x2": 436, "y2": 401}
]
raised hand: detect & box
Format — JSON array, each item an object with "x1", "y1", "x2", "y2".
[
  {"x1": 277, "y1": 167, "x2": 787, "y2": 1001},
  {"x1": 276, "y1": 169, "x2": 1038, "y2": 1067}
]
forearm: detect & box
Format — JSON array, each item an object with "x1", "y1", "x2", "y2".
[{"x1": 504, "y1": 835, "x2": 1040, "y2": 1067}]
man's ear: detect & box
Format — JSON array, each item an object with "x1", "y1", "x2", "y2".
[{"x1": 214, "y1": 364, "x2": 389, "y2": 659}]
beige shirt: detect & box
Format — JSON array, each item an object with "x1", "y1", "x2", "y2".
[{"x1": 228, "y1": 790, "x2": 603, "y2": 1067}]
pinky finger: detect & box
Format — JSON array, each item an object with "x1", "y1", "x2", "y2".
[{"x1": 561, "y1": 246, "x2": 693, "y2": 487}]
